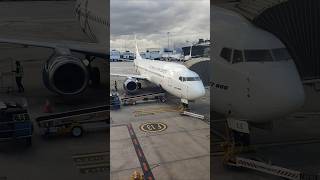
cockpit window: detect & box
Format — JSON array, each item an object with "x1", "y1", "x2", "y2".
[
  {"x1": 244, "y1": 49, "x2": 273, "y2": 62},
  {"x1": 232, "y1": 49, "x2": 243, "y2": 64},
  {"x1": 220, "y1": 48, "x2": 232, "y2": 62},
  {"x1": 179, "y1": 77, "x2": 201, "y2": 81},
  {"x1": 185, "y1": 77, "x2": 201, "y2": 81},
  {"x1": 272, "y1": 48, "x2": 291, "y2": 61}
]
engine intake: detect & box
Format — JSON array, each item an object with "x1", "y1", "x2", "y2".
[
  {"x1": 123, "y1": 78, "x2": 138, "y2": 93},
  {"x1": 43, "y1": 55, "x2": 89, "y2": 95}
]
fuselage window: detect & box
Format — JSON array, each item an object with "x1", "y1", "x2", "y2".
[
  {"x1": 220, "y1": 48, "x2": 232, "y2": 62},
  {"x1": 232, "y1": 49, "x2": 243, "y2": 64},
  {"x1": 272, "y1": 48, "x2": 291, "y2": 61},
  {"x1": 244, "y1": 49, "x2": 273, "y2": 62}
]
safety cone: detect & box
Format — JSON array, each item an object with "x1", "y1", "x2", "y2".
[
  {"x1": 43, "y1": 99, "x2": 52, "y2": 113},
  {"x1": 130, "y1": 171, "x2": 143, "y2": 180}
]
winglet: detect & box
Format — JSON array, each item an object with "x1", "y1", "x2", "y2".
[{"x1": 134, "y1": 35, "x2": 142, "y2": 60}]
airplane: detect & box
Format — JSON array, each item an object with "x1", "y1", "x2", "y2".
[
  {"x1": 112, "y1": 37, "x2": 206, "y2": 107},
  {"x1": 184, "y1": 43, "x2": 192, "y2": 61},
  {"x1": 0, "y1": 0, "x2": 108, "y2": 95},
  {"x1": 211, "y1": 6, "x2": 305, "y2": 127}
]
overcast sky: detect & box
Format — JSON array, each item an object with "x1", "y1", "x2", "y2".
[{"x1": 110, "y1": 0, "x2": 210, "y2": 52}]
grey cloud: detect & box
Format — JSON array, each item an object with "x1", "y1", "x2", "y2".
[{"x1": 111, "y1": 0, "x2": 209, "y2": 51}]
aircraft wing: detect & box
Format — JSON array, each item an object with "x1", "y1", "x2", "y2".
[
  {"x1": 0, "y1": 37, "x2": 108, "y2": 58},
  {"x1": 111, "y1": 73, "x2": 148, "y2": 80}
]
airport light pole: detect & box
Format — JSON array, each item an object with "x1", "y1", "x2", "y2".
[{"x1": 167, "y1": 32, "x2": 170, "y2": 49}]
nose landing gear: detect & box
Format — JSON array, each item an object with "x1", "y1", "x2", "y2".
[{"x1": 179, "y1": 99, "x2": 189, "y2": 111}]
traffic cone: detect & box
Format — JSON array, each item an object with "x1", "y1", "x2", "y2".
[
  {"x1": 43, "y1": 99, "x2": 52, "y2": 113},
  {"x1": 130, "y1": 171, "x2": 143, "y2": 180}
]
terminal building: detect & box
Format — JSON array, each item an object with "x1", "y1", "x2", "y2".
[{"x1": 182, "y1": 39, "x2": 210, "y2": 58}]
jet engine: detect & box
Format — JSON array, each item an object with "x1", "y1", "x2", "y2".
[
  {"x1": 123, "y1": 78, "x2": 138, "y2": 93},
  {"x1": 42, "y1": 54, "x2": 89, "y2": 95}
]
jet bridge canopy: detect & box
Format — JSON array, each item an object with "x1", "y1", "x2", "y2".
[
  {"x1": 233, "y1": 0, "x2": 320, "y2": 80},
  {"x1": 184, "y1": 58, "x2": 210, "y2": 86}
]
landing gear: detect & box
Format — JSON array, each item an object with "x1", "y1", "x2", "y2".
[
  {"x1": 180, "y1": 99, "x2": 189, "y2": 111},
  {"x1": 182, "y1": 103, "x2": 189, "y2": 109},
  {"x1": 221, "y1": 119, "x2": 252, "y2": 164},
  {"x1": 231, "y1": 130, "x2": 251, "y2": 146},
  {"x1": 226, "y1": 118, "x2": 250, "y2": 146}
]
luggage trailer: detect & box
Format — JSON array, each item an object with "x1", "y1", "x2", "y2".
[
  {"x1": 35, "y1": 105, "x2": 109, "y2": 137},
  {"x1": 121, "y1": 92, "x2": 166, "y2": 105}
]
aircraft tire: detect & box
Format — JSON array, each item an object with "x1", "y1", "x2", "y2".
[{"x1": 71, "y1": 126, "x2": 83, "y2": 137}]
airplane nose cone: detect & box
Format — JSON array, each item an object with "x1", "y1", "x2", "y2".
[
  {"x1": 247, "y1": 81, "x2": 305, "y2": 122},
  {"x1": 274, "y1": 82, "x2": 305, "y2": 115},
  {"x1": 188, "y1": 83, "x2": 206, "y2": 100},
  {"x1": 250, "y1": 64, "x2": 305, "y2": 122}
]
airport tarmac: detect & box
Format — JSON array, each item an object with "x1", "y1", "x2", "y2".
[
  {"x1": 0, "y1": 1, "x2": 107, "y2": 180},
  {"x1": 110, "y1": 61, "x2": 210, "y2": 180}
]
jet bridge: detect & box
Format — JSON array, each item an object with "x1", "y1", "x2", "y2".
[
  {"x1": 184, "y1": 58, "x2": 210, "y2": 86},
  {"x1": 233, "y1": 0, "x2": 320, "y2": 81}
]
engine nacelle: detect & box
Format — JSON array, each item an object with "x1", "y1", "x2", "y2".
[
  {"x1": 42, "y1": 54, "x2": 89, "y2": 95},
  {"x1": 123, "y1": 78, "x2": 138, "y2": 93}
]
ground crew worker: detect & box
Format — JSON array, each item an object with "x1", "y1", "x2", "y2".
[
  {"x1": 12, "y1": 61, "x2": 24, "y2": 92},
  {"x1": 114, "y1": 80, "x2": 118, "y2": 91}
]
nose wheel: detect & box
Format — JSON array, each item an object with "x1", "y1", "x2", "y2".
[
  {"x1": 179, "y1": 99, "x2": 190, "y2": 111},
  {"x1": 225, "y1": 118, "x2": 251, "y2": 147}
]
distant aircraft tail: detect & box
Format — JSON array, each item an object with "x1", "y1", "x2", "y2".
[{"x1": 134, "y1": 35, "x2": 142, "y2": 61}]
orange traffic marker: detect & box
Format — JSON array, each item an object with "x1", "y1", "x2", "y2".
[{"x1": 43, "y1": 99, "x2": 52, "y2": 113}]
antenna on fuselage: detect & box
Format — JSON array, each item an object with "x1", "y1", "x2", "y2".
[{"x1": 134, "y1": 35, "x2": 142, "y2": 60}]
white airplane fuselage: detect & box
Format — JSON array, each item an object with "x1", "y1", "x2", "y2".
[
  {"x1": 134, "y1": 57, "x2": 205, "y2": 102},
  {"x1": 212, "y1": 6, "x2": 305, "y2": 123}
]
